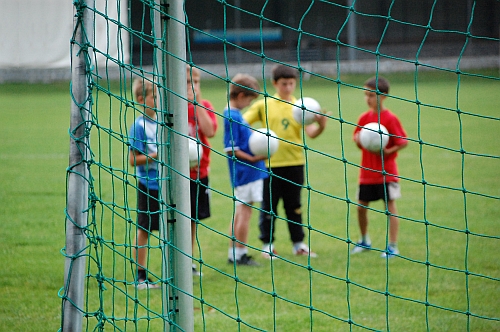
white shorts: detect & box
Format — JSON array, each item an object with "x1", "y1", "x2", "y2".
[
  {"x1": 388, "y1": 182, "x2": 402, "y2": 200},
  {"x1": 234, "y1": 179, "x2": 263, "y2": 205}
]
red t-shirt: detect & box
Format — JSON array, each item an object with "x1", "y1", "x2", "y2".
[
  {"x1": 188, "y1": 100, "x2": 218, "y2": 179},
  {"x1": 353, "y1": 109, "x2": 407, "y2": 185}
]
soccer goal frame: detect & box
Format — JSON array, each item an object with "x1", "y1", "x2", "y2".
[{"x1": 62, "y1": 1, "x2": 194, "y2": 331}]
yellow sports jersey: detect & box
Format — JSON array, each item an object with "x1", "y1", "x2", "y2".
[{"x1": 243, "y1": 94, "x2": 304, "y2": 167}]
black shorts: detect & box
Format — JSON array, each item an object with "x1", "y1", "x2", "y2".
[
  {"x1": 357, "y1": 182, "x2": 401, "y2": 202},
  {"x1": 137, "y1": 182, "x2": 160, "y2": 232},
  {"x1": 190, "y1": 176, "x2": 211, "y2": 221}
]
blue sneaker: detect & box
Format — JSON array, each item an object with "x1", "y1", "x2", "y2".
[
  {"x1": 381, "y1": 246, "x2": 399, "y2": 258},
  {"x1": 351, "y1": 240, "x2": 372, "y2": 254}
]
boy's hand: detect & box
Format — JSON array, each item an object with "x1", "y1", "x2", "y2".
[
  {"x1": 382, "y1": 147, "x2": 392, "y2": 155},
  {"x1": 231, "y1": 150, "x2": 268, "y2": 163},
  {"x1": 249, "y1": 154, "x2": 268, "y2": 162},
  {"x1": 314, "y1": 110, "x2": 329, "y2": 127},
  {"x1": 353, "y1": 132, "x2": 363, "y2": 149},
  {"x1": 383, "y1": 142, "x2": 408, "y2": 155},
  {"x1": 305, "y1": 110, "x2": 330, "y2": 138},
  {"x1": 129, "y1": 150, "x2": 158, "y2": 166},
  {"x1": 353, "y1": 132, "x2": 359, "y2": 143}
]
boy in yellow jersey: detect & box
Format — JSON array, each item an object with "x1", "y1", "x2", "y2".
[{"x1": 243, "y1": 64, "x2": 328, "y2": 258}]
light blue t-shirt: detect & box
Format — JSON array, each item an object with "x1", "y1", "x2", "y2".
[
  {"x1": 223, "y1": 108, "x2": 268, "y2": 188},
  {"x1": 129, "y1": 115, "x2": 159, "y2": 190}
]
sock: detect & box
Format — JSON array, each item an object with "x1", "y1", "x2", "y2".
[
  {"x1": 137, "y1": 269, "x2": 146, "y2": 281},
  {"x1": 228, "y1": 248, "x2": 235, "y2": 261},
  {"x1": 262, "y1": 243, "x2": 272, "y2": 252},
  {"x1": 361, "y1": 234, "x2": 371, "y2": 245},
  {"x1": 229, "y1": 247, "x2": 247, "y2": 261},
  {"x1": 237, "y1": 247, "x2": 247, "y2": 259},
  {"x1": 389, "y1": 242, "x2": 397, "y2": 249}
]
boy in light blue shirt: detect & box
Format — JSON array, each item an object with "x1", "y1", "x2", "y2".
[{"x1": 128, "y1": 76, "x2": 161, "y2": 289}]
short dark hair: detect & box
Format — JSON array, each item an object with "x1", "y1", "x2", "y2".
[
  {"x1": 272, "y1": 64, "x2": 298, "y2": 82},
  {"x1": 364, "y1": 76, "x2": 390, "y2": 94},
  {"x1": 229, "y1": 73, "x2": 260, "y2": 99}
]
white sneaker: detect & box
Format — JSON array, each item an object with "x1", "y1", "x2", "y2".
[
  {"x1": 136, "y1": 278, "x2": 161, "y2": 290},
  {"x1": 292, "y1": 243, "x2": 317, "y2": 258},
  {"x1": 262, "y1": 244, "x2": 279, "y2": 259},
  {"x1": 192, "y1": 264, "x2": 203, "y2": 276}
]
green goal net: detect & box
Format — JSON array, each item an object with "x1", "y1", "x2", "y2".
[{"x1": 61, "y1": 1, "x2": 500, "y2": 331}]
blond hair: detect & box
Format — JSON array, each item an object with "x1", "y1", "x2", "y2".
[
  {"x1": 132, "y1": 76, "x2": 154, "y2": 102},
  {"x1": 186, "y1": 65, "x2": 201, "y2": 79},
  {"x1": 230, "y1": 73, "x2": 260, "y2": 99}
]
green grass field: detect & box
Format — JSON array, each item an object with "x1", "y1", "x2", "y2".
[{"x1": 1, "y1": 70, "x2": 499, "y2": 331}]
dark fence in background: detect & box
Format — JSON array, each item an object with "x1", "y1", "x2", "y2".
[{"x1": 130, "y1": 0, "x2": 500, "y2": 66}]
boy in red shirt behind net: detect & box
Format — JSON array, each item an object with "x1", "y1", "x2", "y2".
[
  {"x1": 352, "y1": 76, "x2": 408, "y2": 258},
  {"x1": 187, "y1": 65, "x2": 218, "y2": 275}
]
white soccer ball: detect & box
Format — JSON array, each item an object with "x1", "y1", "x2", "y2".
[
  {"x1": 292, "y1": 97, "x2": 321, "y2": 125},
  {"x1": 188, "y1": 139, "x2": 201, "y2": 167},
  {"x1": 248, "y1": 128, "x2": 279, "y2": 157},
  {"x1": 359, "y1": 122, "x2": 389, "y2": 153}
]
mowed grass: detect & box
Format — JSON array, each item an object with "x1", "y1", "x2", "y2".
[{"x1": 0, "y1": 70, "x2": 499, "y2": 331}]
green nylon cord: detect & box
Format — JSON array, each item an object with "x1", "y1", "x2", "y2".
[{"x1": 62, "y1": 1, "x2": 500, "y2": 331}]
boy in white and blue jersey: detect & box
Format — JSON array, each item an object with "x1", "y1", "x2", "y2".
[
  {"x1": 130, "y1": 112, "x2": 158, "y2": 191},
  {"x1": 128, "y1": 76, "x2": 161, "y2": 289},
  {"x1": 223, "y1": 73, "x2": 267, "y2": 266}
]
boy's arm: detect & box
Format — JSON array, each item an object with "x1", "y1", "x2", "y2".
[
  {"x1": 194, "y1": 105, "x2": 217, "y2": 138},
  {"x1": 353, "y1": 131, "x2": 363, "y2": 149},
  {"x1": 129, "y1": 149, "x2": 158, "y2": 166},
  {"x1": 383, "y1": 115, "x2": 408, "y2": 155},
  {"x1": 305, "y1": 112, "x2": 328, "y2": 138},
  {"x1": 383, "y1": 141, "x2": 407, "y2": 155},
  {"x1": 129, "y1": 124, "x2": 157, "y2": 166},
  {"x1": 228, "y1": 149, "x2": 267, "y2": 163}
]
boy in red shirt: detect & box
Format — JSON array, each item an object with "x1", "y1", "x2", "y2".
[
  {"x1": 352, "y1": 76, "x2": 407, "y2": 258},
  {"x1": 187, "y1": 66, "x2": 218, "y2": 274}
]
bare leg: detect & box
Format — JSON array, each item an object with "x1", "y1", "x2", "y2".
[
  {"x1": 230, "y1": 204, "x2": 253, "y2": 249},
  {"x1": 357, "y1": 200, "x2": 370, "y2": 237},
  {"x1": 387, "y1": 200, "x2": 399, "y2": 244},
  {"x1": 134, "y1": 229, "x2": 149, "y2": 270},
  {"x1": 191, "y1": 221, "x2": 196, "y2": 256}
]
